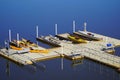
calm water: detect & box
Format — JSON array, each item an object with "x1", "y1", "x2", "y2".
[
  {"x1": 0, "y1": 0, "x2": 120, "y2": 80},
  {"x1": 0, "y1": 57, "x2": 120, "y2": 80}
]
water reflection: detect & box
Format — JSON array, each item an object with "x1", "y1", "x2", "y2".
[
  {"x1": 20, "y1": 62, "x2": 46, "y2": 73},
  {"x1": 72, "y1": 59, "x2": 120, "y2": 80},
  {"x1": 32, "y1": 62, "x2": 46, "y2": 72},
  {"x1": 2, "y1": 56, "x2": 120, "y2": 80},
  {"x1": 5, "y1": 60, "x2": 46, "y2": 77},
  {"x1": 71, "y1": 59, "x2": 83, "y2": 67},
  {"x1": 6, "y1": 60, "x2": 10, "y2": 77},
  {"x1": 61, "y1": 57, "x2": 64, "y2": 70}
]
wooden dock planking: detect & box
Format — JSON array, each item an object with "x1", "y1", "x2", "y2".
[
  {"x1": 0, "y1": 50, "x2": 29, "y2": 65},
  {"x1": 0, "y1": 31, "x2": 120, "y2": 70},
  {"x1": 55, "y1": 32, "x2": 120, "y2": 69},
  {"x1": 73, "y1": 44, "x2": 120, "y2": 68},
  {"x1": 36, "y1": 37, "x2": 61, "y2": 47},
  {"x1": 0, "y1": 46, "x2": 61, "y2": 65},
  {"x1": 63, "y1": 54, "x2": 84, "y2": 60},
  {"x1": 55, "y1": 33, "x2": 70, "y2": 41}
]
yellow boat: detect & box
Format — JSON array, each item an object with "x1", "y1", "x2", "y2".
[
  {"x1": 29, "y1": 49, "x2": 49, "y2": 53},
  {"x1": 10, "y1": 46, "x2": 23, "y2": 50},
  {"x1": 68, "y1": 35, "x2": 87, "y2": 43}
]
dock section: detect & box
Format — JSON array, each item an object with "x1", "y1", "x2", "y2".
[
  {"x1": 74, "y1": 31, "x2": 102, "y2": 41},
  {"x1": 70, "y1": 44, "x2": 120, "y2": 68},
  {"x1": 0, "y1": 46, "x2": 60, "y2": 65},
  {"x1": 36, "y1": 35, "x2": 61, "y2": 47},
  {"x1": 55, "y1": 33, "x2": 70, "y2": 41},
  {"x1": 55, "y1": 32, "x2": 120, "y2": 69},
  {"x1": 1, "y1": 31, "x2": 120, "y2": 70}
]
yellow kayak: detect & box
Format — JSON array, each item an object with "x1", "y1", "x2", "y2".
[
  {"x1": 68, "y1": 35, "x2": 87, "y2": 43},
  {"x1": 10, "y1": 46, "x2": 23, "y2": 50},
  {"x1": 29, "y1": 49, "x2": 49, "y2": 53}
]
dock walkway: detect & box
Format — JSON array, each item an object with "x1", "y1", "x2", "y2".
[
  {"x1": 1, "y1": 31, "x2": 120, "y2": 69},
  {"x1": 74, "y1": 45, "x2": 120, "y2": 68},
  {"x1": 55, "y1": 32, "x2": 120, "y2": 69}
]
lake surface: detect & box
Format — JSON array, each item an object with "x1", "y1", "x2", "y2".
[
  {"x1": 0, "y1": 0, "x2": 120, "y2": 80},
  {"x1": 0, "y1": 57, "x2": 120, "y2": 80}
]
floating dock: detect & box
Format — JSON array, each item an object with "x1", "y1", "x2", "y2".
[
  {"x1": 55, "y1": 33, "x2": 70, "y2": 41},
  {"x1": 36, "y1": 35, "x2": 61, "y2": 47},
  {"x1": 63, "y1": 54, "x2": 84, "y2": 60},
  {"x1": 1, "y1": 30, "x2": 120, "y2": 70},
  {"x1": 59, "y1": 32, "x2": 120, "y2": 68},
  {"x1": 73, "y1": 31, "x2": 102, "y2": 41},
  {"x1": 0, "y1": 46, "x2": 60, "y2": 65}
]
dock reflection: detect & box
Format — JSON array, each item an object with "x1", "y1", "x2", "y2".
[
  {"x1": 71, "y1": 59, "x2": 83, "y2": 67},
  {"x1": 5, "y1": 60, "x2": 46, "y2": 77},
  {"x1": 61, "y1": 57, "x2": 64, "y2": 70},
  {"x1": 72, "y1": 59, "x2": 120, "y2": 80},
  {"x1": 6, "y1": 60, "x2": 10, "y2": 77}
]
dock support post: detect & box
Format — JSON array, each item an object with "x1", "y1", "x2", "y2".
[
  {"x1": 84, "y1": 22, "x2": 87, "y2": 32},
  {"x1": 36, "y1": 25, "x2": 39, "y2": 46},
  {"x1": 9, "y1": 29, "x2": 11, "y2": 42},
  {"x1": 62, "y1": 44, "x2": 63, "y2": 54},
  {"x1": 73, "y1": 20, "x2": 75, "y2": 33},
  {"x1": 61, "y1": 44, "x2": 64, "y2": 70},
  {"x1": 55, "y1": 24, "x2": 58, "y2": 35},
  {"x1": 36, "y1": 25, "x2": 38, "y2": 38},
  {"x1": 17, "y1": 33, "x2": 19, "y2": 47}
]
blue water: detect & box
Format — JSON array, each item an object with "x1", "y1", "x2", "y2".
[
  {"x1": 0, "y1": 57, "x2": 120, "y2": 80},
  {"x1": 0, "y1": 0, "x2": 120, "y2": 80}
]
